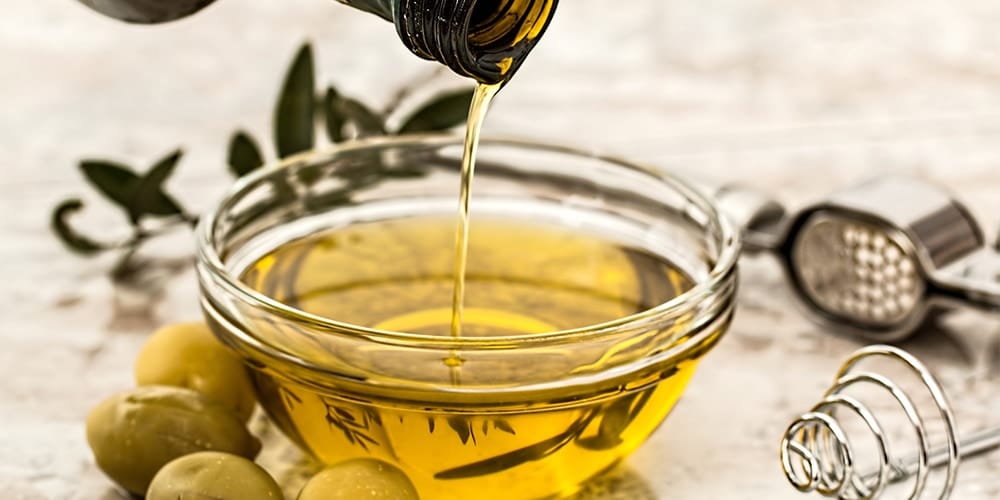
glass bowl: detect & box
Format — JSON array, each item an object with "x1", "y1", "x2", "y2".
[{"x1": 196, "y1": 136, "x2": 740, "y2": 499}]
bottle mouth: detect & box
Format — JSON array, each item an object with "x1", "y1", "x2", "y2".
[{"x1": 395, "y1": 0, "x2": 559, "y2": 83}]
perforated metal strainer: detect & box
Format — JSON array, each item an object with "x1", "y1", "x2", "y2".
[{"x1": 716, "y1": 176, "x2": 1000, "y2": 341}]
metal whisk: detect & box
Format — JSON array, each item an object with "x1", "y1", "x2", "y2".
[
  {"x1": 716, "y1": 176, "x2": 1000, "y2": 341},
  {"x1": 780, "y1": 345, "x2": 1000, "y2": 499}
]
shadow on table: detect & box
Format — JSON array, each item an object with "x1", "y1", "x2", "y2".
[{"x1": 568, "y1": 466, "x2": 657, "y2": 500}]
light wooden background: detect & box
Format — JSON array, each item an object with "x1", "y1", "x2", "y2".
[{"x1": 2, "y1": 1, "x2": 999, "y2": 498}]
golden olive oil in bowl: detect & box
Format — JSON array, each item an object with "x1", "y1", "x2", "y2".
[{"x1": 197, "y1": 137, "x2": 739, "y2": 499}]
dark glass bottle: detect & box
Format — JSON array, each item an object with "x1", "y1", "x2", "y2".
[
  {"x1": 76, "y1": 0, "x2": 559, "y2": 84},
  {"x1": 76, "y1": 0, "x2": 217, "y2": 23}
]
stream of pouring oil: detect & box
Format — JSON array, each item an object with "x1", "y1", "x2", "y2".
[{"x1": 445, "y1": 82, "x2": 502, "y2": 384}]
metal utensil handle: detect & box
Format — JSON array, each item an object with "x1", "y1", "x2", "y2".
[
  {"x1": 713, "y1": 184, "x2": 787, "y2": 253},
  {"x1": 934, "y1": 247, "x2": 1000, "y2": 312},
  {"x1": 862, "y1": 427, "x2": 1000, "y2": 485}
]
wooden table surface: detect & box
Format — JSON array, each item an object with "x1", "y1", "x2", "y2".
[{"x1": 2, "y1": 1, "x2": 999, "y2": 498}]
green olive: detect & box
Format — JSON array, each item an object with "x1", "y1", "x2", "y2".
[
  {"x1": 297, "y1": 459, "x2": 419, "y2": 500},
  {"x1": 135, "y1": 322, "x2": 257, "y2": 421},
  {"x1": 147, "y1": 451, "x2": 283, "y2": 500},
  {"x1": 86, "y1": 385, "x2": 262, "y2": 495}
]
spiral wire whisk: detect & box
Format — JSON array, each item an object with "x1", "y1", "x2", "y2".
[{"x1": 781, "y1": 345, "x2": 1000, "y2": 499}]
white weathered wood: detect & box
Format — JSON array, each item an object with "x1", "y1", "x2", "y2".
[{"x1": 1, "y1": 1, "x2": 999, "y2": 498}]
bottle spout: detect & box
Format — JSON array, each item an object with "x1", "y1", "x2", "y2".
[{"x1": 393, "y1": 0, "x2": 560, "y2": 83}]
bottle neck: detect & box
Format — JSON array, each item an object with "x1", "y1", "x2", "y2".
[{"x1": 345, "y1": 0, "x2": 558, "y2": 84}]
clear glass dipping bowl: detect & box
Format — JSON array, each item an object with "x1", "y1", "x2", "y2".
[{"x1": 196, "y1": 136, "x2": 740, "y2": 499}]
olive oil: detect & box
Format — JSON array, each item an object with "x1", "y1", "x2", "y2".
[
  {"x1": 240, "y1": 216, "x2": 706, "y2": 499},
  {"x1": 451, "y1": 83, "x2": 500, "y2": 342}
]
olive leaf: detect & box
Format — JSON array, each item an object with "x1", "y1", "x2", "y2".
[
  {"x1": 275, "y1": 43, "x2": 316, "y2": 158},
  {"x1": 322, "y1": 399, "x2": 380, "y2": 452},
  {"x1": 447, "y1": 416, "x2": 476, "y2": 445},
  {"x1": 228, "y1": 131, "x2": 265, "y2": 177},
  {"x1": 362, "y1": 408, "x2": 384, "y2": 427},
  {"x1": 493, "y1": 419, "x2": 516, "y2": 435},
  {"x1": 322, "y1": 87, "x2": 346, "y2": 143},
  {"x1": 51, "y1": 199, "x2": 109, "y2": 256},
  {"x1": 435, "y1": 435, "x2": 564, "y2": 480},
  {"x1": 576, "y1": 390, "x2": 654, "y2": 451},
  {"x1": 338, "y1": 96, "x2": 387, "y2": 137},
  {"x1": 478, "y1": 419, "x2": 517, "y2": 437},
  {"x1": 129, "y1": 149, "x2": 185, "y2": 221},
  {"x1": 397, "y1": 88, "x2": 475, "y2": 133},
  {"x1": 435, "y1": 410, "x2": 599, "y2": 480},
  {"x1": 79, "y1": 160, "x2": 141, "y2": 210},
  {"x1": 79, "y1": 155, "x2": 185, "y2": 224},
  {"x1": 53, "y1": 153, "x2": 188, "y2": 265}
]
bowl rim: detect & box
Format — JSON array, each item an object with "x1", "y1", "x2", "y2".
[{"x1": 196, "y1": 134, "x2": 741, "y2": 350}]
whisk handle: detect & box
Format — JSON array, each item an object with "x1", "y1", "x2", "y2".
[
  {"x1": 957, "y1": 427, "x2": 1000, "y2": 462},
  {"x1": 861, "y1": 427, "x2": 1000, "y2": 486}
]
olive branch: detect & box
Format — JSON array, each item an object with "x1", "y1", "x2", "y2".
[{"x1": 51, "y1": 42, "x2": 474, "y2": 281}]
